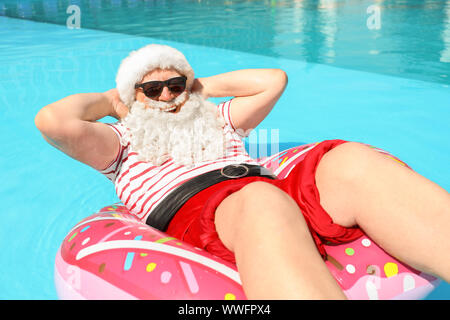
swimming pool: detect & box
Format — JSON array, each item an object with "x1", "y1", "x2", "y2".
[
  {"x1": 0, "y1": 0, "x2": 449, "y2": 299},
  {"x1": 2, "y1": 0, "x2": 450, "y2": 84}
]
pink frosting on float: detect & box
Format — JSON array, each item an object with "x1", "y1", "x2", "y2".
[
  {"x1": 56, "y1": 207, "x2": 438, "y2": 300},
  {"x1": 323, "y1": 236, "x2": 440, "y2": 298},
  {"x1": 58, "y1": 210, "x2": 246, "y2": 299}
]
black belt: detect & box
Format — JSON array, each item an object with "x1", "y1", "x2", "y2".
[{"x1": 146, "y1": 164, "x2": 277, "y2": 231}]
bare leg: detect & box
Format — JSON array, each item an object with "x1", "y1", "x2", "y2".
[
  {"x1": 316, "y1": 142, "x2": 450, "y2": 281},
  {"x1": 215, "y1": 181, "x2": 347, "y2": 299}
]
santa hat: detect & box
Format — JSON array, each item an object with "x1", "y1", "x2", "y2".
[{"x1": 115, "y1": 44, "x2": 195, "y2": 107}]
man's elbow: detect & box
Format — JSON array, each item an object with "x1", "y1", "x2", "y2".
[
  {"x1": 270, "y1": 69, "x2": 288, "y2": 93},
  {"x1": 35, "y1": 107, "x2": 78, "y2": 152},
  {"x1": 34, "y1": 106, "x2": 52, "y2": 134},
  {"x1": 34, "y1": 106, "x2": 63, "y2": 140}
]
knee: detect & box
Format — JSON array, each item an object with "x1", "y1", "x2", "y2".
[
  {"x1": 240, "y1": 181, "x2": 289, "y2": 201},
  {"x1": 239, "y1": 181, "x2": 296, "y2": 215},
  {"x1": 316, "y1": 142, "x2": 381, "y2": 226},
  {"x1": 215, "y1": 181, "x2": 299, "y2": 250},
  {"x1": 235, "y1": 181, "x2": 304, "y2": 238},
  {"x1": 318, "y1": 142, "x2": 377, "y2": 184}
]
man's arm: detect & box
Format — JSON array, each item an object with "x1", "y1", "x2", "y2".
[
  {"x1": 34, "y1": 89, "x2": 128, "y2": 171},
  {"x1": 193, "y1": 69, "x2": 288, "y2": 133}
]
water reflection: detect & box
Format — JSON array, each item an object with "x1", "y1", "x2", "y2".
[
  {"x1": 441, "y1": 1, "x2": 450, "y2": 64},
  {"x1": 0, "y1": 0, "x2": 449, "y2": 83},
  {"x1": 318, "y1": 0, "x2": 338, "y2": 63}
]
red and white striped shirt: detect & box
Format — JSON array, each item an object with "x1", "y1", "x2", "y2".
[{"x1": 99, "y1": 100, "x2": 259, "y2": 222}]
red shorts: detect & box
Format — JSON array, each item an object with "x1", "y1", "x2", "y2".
[{"x1": 166, "y1": 140, "x2": 398, "y2": 264}]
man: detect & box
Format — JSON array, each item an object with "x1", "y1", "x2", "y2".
[{"x1": 35, "y1": 44, "x2": 450, "y2": 299}]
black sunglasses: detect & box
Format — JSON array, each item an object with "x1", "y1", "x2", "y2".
[{"x1": 135, "y1": 76, "x2": 187, "y2": 99}]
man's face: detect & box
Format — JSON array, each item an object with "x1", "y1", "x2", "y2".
[
  {"x1": 122, "y1": 75, "x2": 227, "y2": 166},
  {"x1": 135, "y1": 68, "x2": 187, "y2": 113}
]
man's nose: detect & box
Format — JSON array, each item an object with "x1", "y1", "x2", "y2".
[{"x1": 157, "y1": 86, "x2": 173, "y2": 101}]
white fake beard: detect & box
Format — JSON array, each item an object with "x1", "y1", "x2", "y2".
[{"x1": 120, "y1": 92, "x2": 227, "y2": 167}]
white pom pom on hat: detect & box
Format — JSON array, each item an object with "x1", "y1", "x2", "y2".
[{"x1": 115, "y1": 44, "x2": 195, "y2": 107}]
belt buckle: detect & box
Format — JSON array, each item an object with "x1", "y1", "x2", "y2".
[{"x1": 220, "y1": 164, "x2": 250, "y2": 179}]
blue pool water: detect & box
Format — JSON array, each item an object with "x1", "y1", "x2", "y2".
[
  {"x1": 2, "y1": 0, "x2": 450, "y2": 84},
  {"x1": 0, "y1": 0, "x2": 449, "y2": 299}
]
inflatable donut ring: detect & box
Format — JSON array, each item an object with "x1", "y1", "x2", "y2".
[{"x1": 54, "y1": 143, "x2": 441, "y2": 299}]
